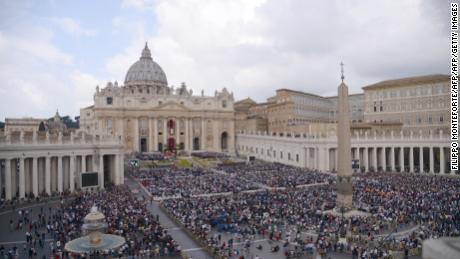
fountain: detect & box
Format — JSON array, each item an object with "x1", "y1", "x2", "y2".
[{"x1": 64, "y1": 206, "x2": 126, "y2": 255}]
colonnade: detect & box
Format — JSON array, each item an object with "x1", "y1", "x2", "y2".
[
  {"x1": 325, "y1": 146, "x2": 449, "y2": 174},
  {"x1": 236, "y1": 132, "x2": 457, "y2": 175},
  {"x1": 0, "y1": 153, "x2": 124, "y2": 201}
]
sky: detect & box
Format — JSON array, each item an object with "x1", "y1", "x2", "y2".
[{"x1": 0, "y1": 0, "x2": 450, "y2": 121}]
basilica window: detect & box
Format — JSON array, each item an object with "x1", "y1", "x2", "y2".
[
  {"x1": 107, "y1": 119, "x2": 113, "y2": 130},
  {"x1": 222, "y1": 100, "x2": 227, "y2": 108},
  {"x1": 106, "y1": 97, "x2": 113, "y2": 105}
]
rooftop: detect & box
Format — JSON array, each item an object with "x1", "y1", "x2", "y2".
[{"x1": 362, "y1": 74, "x2": 450, "y2": 90}]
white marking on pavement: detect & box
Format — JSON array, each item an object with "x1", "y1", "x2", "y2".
[
  {"x1": 234, "y1": 238, "x2": 268, "y2": 246},
  {"x1": 182, "y1": 247, "x2": 204, "y2": 252},
  {"x1": 0, "y1": 238, "x2": 53, "y2": 245}
]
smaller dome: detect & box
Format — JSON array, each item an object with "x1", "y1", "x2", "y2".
[{"x1": 124, "y1": 42, "x2": 168, "y2": 86}]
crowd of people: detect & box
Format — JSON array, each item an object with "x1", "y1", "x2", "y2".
[
  {"x1": 132, "y1": 168, "x2": 259, "y2": 197},
  {"x1": 159, "y1": 162, "x2": 460, "y2": 259},
  {"x1": 218, "y1": 161, "x2": 334, "y2": 188},
  {"x1": 3, "y1": 185, "x2": 181, "y2": 258}
]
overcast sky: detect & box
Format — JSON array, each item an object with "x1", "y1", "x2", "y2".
[{"x1": 0, "y1": 0, "x2": 450, "y2": 121}]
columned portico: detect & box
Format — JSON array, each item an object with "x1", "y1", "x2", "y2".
[
  {"x1": 0, "y1": 131, "x2": 125, "y2": 201},
  {"x1": 236, "y1": 131, "x2": 455, "y2": 176}
]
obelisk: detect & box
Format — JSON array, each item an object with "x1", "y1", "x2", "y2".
[{"x1": 336, "y1": 62, "x2": 353, "y2": 211}]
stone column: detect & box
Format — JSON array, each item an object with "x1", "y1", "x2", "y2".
[
  {"x1": 390, "y1": 147, "x2": 395, "y2": 171},
  {"x1": 399, "y1": 147, "x2": 404, "y2": 172},
  {"x1": 163, "y1": 119, "x2": 167, "y2": 148},
  {"x1": 429, "y1": 147, "x2": 434, "y2": 173},
  {"x1": 114, "y1": 154, "x2": 120, "y2": 185},
  {"x1": 440, "y1": 147, "x2": 445, "y2": 174},
  {"x1": 69, "y1": 156, "x2": 75, "y2": 192},
  {"x1": 57, "y1": 156, "x2": 63, "y2": 193},
  {"x1": 185, "y1": 118, "x2": 190, "y2": 151},
  {"x1": 372, "y1": 147, "x2": 378, "y2": 171},
  {"x1": 353, "y1": 148, "x2": 358, "y2": 160},
  {"x1": 45, "y1": 156, "x2": 51, "y2": 195},
  {"x1": 334, "y1": 148, "x2": 338, "y2": 171},
  {"x1": 118, "y1": 118, "x2": 125, "y2": 143},
  {"x1": 305, "y1": 147, "x2": 310, "y2": 168},
  {"x1": 82, "y1": 155, "x2": 86, "y2": 172},
  {"x1": 324, "y1": 147, "x2": 330, "y2": 172},
  {"x1": 99, "y1": 154, "x2": 104, "y2": 189},
  {"x1": 213, "y1": 120, "x2": 219, "y2": 151},
  {"x1": 176, "y1": 119, "x2": 180, "y2": 150},
  {"x1": 32, "y1": 157, "x2": 38, "y2": 197},
  {"x1": 19, "y1": 158, "x2": 25, "y2": 199},
  {"x1": 364, "y1": 147, "x2": 369, "y2": 172},
  {"x1": 153, "y1": 118, "x2": 158, "y2": 151},
  {"x1": 5, "y1": 159, "x2": 11, "y2": 200},
  {"x1": 148, "y1": 118, "x2": 154, "y2": 152},
  {"x1": 419, "y1": 147, "x2": 424, "y2": 173},
  {"x1": 201, "y1": 119, "x2": 206, "y2": 150},
  {"x1": 381, "y1": 147, "x2": 386, "y2": 172},
  {"x1": 409, "y1": 147, "x2": 414, "y2": 173},
  {"x1": 133, "y1": 118, "x2": 139, "y2": 152},
  {"x1": 119, "y1": 153, "x2": 124, "y2": 184}
]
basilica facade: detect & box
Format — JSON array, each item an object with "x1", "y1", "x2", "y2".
[{"x1": 80, "y1": 43, "x2": 236, "y2": 154}]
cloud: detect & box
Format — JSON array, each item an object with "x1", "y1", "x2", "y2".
[
  {"x1": 0, "y1": 0, "x2": 449, "y2": 121},
  {"x1": 0, "y1": 26, "x2": 100, "y2": 121},
  {"x1": 70, "y1": 70, "x2": 102, "y2": 111},
  {"x1": 105, "y1": 0, "x2": 448, "y2": 103},
  {"x1": 121, "y1": 0, "x2": 155, "y2": 11},
  {"x1": 50, "y1": 17, "x2": 97, "y2": 37}
]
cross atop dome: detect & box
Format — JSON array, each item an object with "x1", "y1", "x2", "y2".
[{"x1": 141, "y1": 41, "x2": 152, "y2": 60}]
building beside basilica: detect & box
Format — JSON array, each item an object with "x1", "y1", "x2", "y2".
[{"x1": 80, "y1": 43, "x2": 236, "y2": 154}]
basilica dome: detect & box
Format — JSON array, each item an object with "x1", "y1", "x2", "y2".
[{"x1": 124, "y1": 43, "x2": 168, "y2": 87}]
